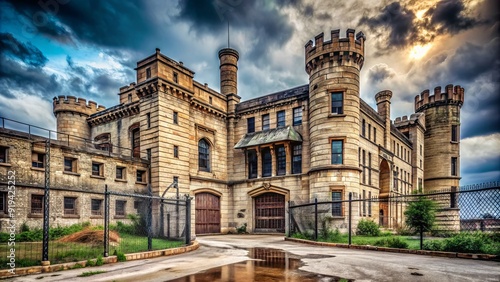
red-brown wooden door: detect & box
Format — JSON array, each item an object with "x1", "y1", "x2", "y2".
[
  {"x1": 195, "y1": 193, "x2": 221, "y2": 234},
  {"x1": 255, "y1": 193, "x2": 285, "y2": 233}
]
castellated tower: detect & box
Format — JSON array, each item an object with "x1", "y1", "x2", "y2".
[
  {"x1": 305, "y1": 28, "x2": 365, "y2": 200},
  {"x1": 375, "y1": 90, "x2": 392, "y2": 149},
  {"x1": 53, "y1": 96, "x2": 105, "y2": 144},
  {"x1": 415, "y1": 85, "x2": 464, "y2": 193}
]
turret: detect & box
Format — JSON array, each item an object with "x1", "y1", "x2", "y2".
[
  {"x1": 375, "y1": 90, "x2": 392, "y2": 149},
  {"x1": 414, "y1": 84, "x2": 464, "y2": 192},
  {"x1": 305, "y1": 28, "x2": 365, "y2": 201},
  {"x1": 53, "y1": 96, "x2": 105, "y2": 144}
]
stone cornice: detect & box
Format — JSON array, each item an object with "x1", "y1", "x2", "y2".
[{"x1": 87, "y1": 101, "x2": 140, "y2": 126}]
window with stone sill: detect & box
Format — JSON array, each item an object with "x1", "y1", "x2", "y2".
[
  {"x1": 173, "y1": 72, "x2": 178, "y2": 83},
  {"x1": 261, "y1": 147, "x2": 272, "y2": 177},
  {"x1": 0, "y1": 146, "x2": 8, "y2": 163},
  {"x1": 331, "y1": 140, "x2": 343, "y2": 165},
  {"x1": 277, "y1": 110, "x2": 285, "y2": 128},
  {"x1": 146, "y1": 67, "x2": 151, "y2": 79},
  {"x1": 262, "y1": 114, "x2": 270, "y2": 131},
  {"x1": 64, "y1": 157, "x2": 77, "y2": 173},
  {"x1": 293, "y1": 107, "x2": 302, "y2": 126},
  {"x1": 332, "y1": 190, "x2": 343, "y2": 217},
  {"x1": 94, "y1": 133, "x2": 112, "y2": 153},
  {"x1": 116, "y1": 166, "x2": 125, "y2": 180},
  {"x1": 32, "y1": 152, "x2": 44, "y2": 168},
  {"x1": 31, "y1": 194, "x2": 44, "y2": 214},
  {"x1": 92, "y1": 162, "x2": 104, "y2": 177},
  {"x1": 292, "y1": 144, "x2": 302, "y2": 174},
  {"x1": 115, "y1": 200, "x2": 126, "y2": 217},
  {"x1": 331, "y1": 92, "x2": 344, "y2": 115},
  {"x1": 136, "y1": 170, "x2": 146, "y2": 183},
  {"x1": 64, "y1": 197, "x2": 78, "y2": 215},
  {"x1": 248, "y1": 149, "x2": 258, "y2": 179},
  {"x1": 276, "y1": 145, "x2": 286, "y2": 176},
  {"x1": 198, "y1": 139, "x2": 211, "y2": 172},
  {"x1": 247, "y1": 117, "x2": 255, "y2": 133},
  {"x1": 91, "y1": 199, "x2": 103, "y2": 216}
]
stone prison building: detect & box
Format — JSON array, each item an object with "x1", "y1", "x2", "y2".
[{"x1": 0, "y1": 28, "x2": 464, "y2": 236}]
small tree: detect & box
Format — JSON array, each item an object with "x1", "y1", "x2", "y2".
[{"x1": 405, "y1": 192, "x2": 436, "y2": 249}]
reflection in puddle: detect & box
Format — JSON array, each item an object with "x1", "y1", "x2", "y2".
[{"x1": 168, "y1": 248, "x2": 351, "y2": 282}]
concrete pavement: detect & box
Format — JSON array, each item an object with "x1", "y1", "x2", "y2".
[{"x1": 4, "y1": 235, "x2": 500, "y2": 281}]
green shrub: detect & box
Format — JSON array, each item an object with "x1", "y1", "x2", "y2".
[
  {"x1": 374, "y1": 237, "x2": 409, "y2": 249},
  {"x1": 319, "y1": 228, "x2": 342, "y2": 242},
  {"x1": 20, "y1": 222, "x2": 30, "y2": 232},
  {"x1": 356, "y1": 219, "x2": 380, "y2": 236},
  {"x1": 396, "y1": 226, "x2": 415, "y2": 236},
  {"x1": 291, "y1": 231, "x2": 314, "y2": 240},
  {"x1": 86, "y1": 259, "x2": 96, "y2": 267},
  {"x1": 0, "y1": 233, "x2": 9, "y2": 242},
  {"x1": 423, "y1": 240, "x2": 444, "y2": 251},
  {"x1": 236, "y1": 223, "x2": 247, "y2": 234},
  {"x1": 442, "y1": 233, "x2": 487, "y2": 253},
  {"x1": 115, "y1": 251, "x2": 126, "y2": 262}
]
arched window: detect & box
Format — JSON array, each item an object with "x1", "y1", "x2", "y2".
[
  {"x1": 129, "y1": 123, "x2": 140, "y2": 158},
  {"x1": 94, "y1": 133, "x2": 112, "y2": 152},
  {"x1": 198, "y1": 139, "x2": 210, "y2": 172}
]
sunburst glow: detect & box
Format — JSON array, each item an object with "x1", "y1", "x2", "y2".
[{"x1": 410, "y1": 44, "x2": 432, "y2": 60}]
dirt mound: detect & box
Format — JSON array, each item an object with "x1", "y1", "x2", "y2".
[{"x1": 58, "y1": 229, "x2": 120, "y2": 245}]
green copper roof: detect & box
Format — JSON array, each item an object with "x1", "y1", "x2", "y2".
[{"x1": 234, "y1": 126, "x2": 302, "y2": 149}]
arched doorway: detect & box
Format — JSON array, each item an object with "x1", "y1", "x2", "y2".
[
  {"x1": 195, "y1": 192, "x2": 220, "y2": 234},
  {"x1": 254, "y1": 193, "x2": 285, "y2": 233},
  {"x1": 379, "y1": 159, "x2": 390, "y2": 227}
]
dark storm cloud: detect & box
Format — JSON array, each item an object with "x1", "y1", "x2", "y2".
[
  {"x1": 0, "y1": 32, "x2": 48, "y2": 68},
  {"x1": 425, "y1": 0, "x2": 477, "y2": 34},
  {"x1": 359, "y1": 2, "x2": 417, "y2": 47},
  {"x1": 6, "y1": 0, "x2": 154, "y2": 48},
  {"x1": 368, "y1": 64, "x2": 396, "y2": 84},
  {"x1": 462, "y1": 158, "x2": 500, "y2": 174}
]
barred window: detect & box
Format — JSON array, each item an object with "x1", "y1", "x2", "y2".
[
  {"x1": 332, "y1": 191, "x2": 342, "y2": 216},
  {"x1": 293, "y1": 107, "x2": 302, "y2": 126},
  {"x1": 64, "y1": 197, "x2": 77, "y2": 215},
  {"x1": 116, "y1": 166, "x2": 125, "y2": 179},
  {"x1": 31, "y1": 195, "x2": 43, "y2": 214},
  {"x1": 115, "y1": 200, "x2": 126, "y2": 217},
  {"x1": 91, "y1": 199, "x2": 102, "y2": 216}
]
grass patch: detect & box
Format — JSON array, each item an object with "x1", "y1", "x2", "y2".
[{"x1": 77, "y1": 270, "x2": 107, "y2": 277}]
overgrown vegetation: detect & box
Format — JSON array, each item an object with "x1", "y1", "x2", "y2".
[
  {"x1": 424, "y1": 232, "x2": 500, "y2": 255},
  {"x1": 0, "y1": 222, "x2": 90, "y2": 242},
  {"x1": 236, "y1": 223, "x2": 247, "y2": 234},
  {"x1": 77, "y1": 270, "x2": 107, "y2": 277}
]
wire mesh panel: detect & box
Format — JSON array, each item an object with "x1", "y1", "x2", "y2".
[{"x1": 159, "y1": 197, "x2": 187, "y2": 240}]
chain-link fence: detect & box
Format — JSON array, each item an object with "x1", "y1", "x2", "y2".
[
  {"x1": 288, "y1": 183, "x2": 500, "y2": 253},
  {"x1": 0, "y1": 185, "x2": 191, "y2": 269}
]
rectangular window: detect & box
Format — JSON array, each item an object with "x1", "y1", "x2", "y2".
[
  {"x1": 136, "y1": 170, "x2": 146, "y2": 183},
  {"x1": 32, "y1": 152, "x2": 44, "y2": 168},
  {"x1": 368, "y1": 191, "x2": 372, "y2": 217},
  {"x1": 0, "y1": 146, "x2": 8, "y2": 163},
  {"x1": 451, "y1": 157, "x2": 458, "y2": 176},
  {"x1": 146, "y1": 113, "x2": 151, "y2": 128},
  {"x1": 420, "y1": 144, "x2": 422, "y2": 156},
  {"x1": 277, "y1": 110, "x2": 285, "y2": 128},
  {"x1": 247, "y1": 117, "x2": 255, "y2": 133},
  {"x1": 92, "y1": 162, "x2": 103, "y2": 177},
  {"x1": 362, "y1": 150, "x2": 366, "y2": 184},
  {"x1": 331, "y1": 140, "x2": 343, "y2": 165},
  {"x1": 332, "y1": 191, "x2": 342, "y2": 216},
  {"x1": 209, "y1": 96, "x2": 212, "y2": 105},
  {"x1": 173, "y1": 72, "x2": 178, "y2": 83},
  {"x1": 393, "y1": 170, "x2": 398, "y2": 191},
  {"x1": 91, "y1": 199, "x2": 102, "y2": 216},
  {"x1": 173, "y1": 111, "x2": 178, "y2": 124},
  {"x1": 450, "y1": 186, "x2": 458, "y2": 208},
  {"x1": 0, "y1": 192, "x2": 6, "y2": 213},
  {"x1": 292, "y1": 144, "x2": 302, "y2": 174},
  {"x1": 146, "y1": 67, "x2": 151, "y2": 79},
  {"x1": 331, "y1": 92, "x2": 343, "y2": 114},
  {"x1": 248, "y1": 150, "x2": 258, "y2": 179},
  {"x1": 362, "y1": 119, "x2": 366, "y2": 136},
  {"x1": 31, "y1": 195, "x2": 43, "y2": 214},
  {"x1": 116, "y1": 166, "x2": 125, "y2": 180},
  {"x1": 115, "y1": 200, "x2": 126, "y2": 217},
  {"x1": 451, "y1": 125, "x2": 458, "y2": 142},
  {"x1": 262, "y1": 114, "x2": 270, "y2": 130},
  {"x1": 293, "y1": 107, "x2": 302, "y2": 126},
  {"x1": 368, "y1": 124, "x2": 371, "y2": 140},
  {"x1": 64, "y1": 157, "x2": 77, "y2": 173},
  {"x1": 368, "y1": 153, "x2": 372, "y2": 185},
  {"x1": 146, "y1": 148, "x2": 151, "y2": 160},
  {"x1": 174, "y1": 145, "x2": 179, "y2": 158},
  {"x1": 373, "y1": 128, "x2": 377, "y2": 143},
  {"x1": 261, "y1": 147, "x2": 272, "y2": 177},
  {"x1": 64, "y1": 197, "x2": 77, "y2": 215},
  {"x1": 276, "y1": 145, "x2": 286, "y2": 176}
]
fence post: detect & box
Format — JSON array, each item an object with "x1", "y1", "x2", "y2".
[
  {"x1": 147, "y1": 184, "x2": 153, "y2": 251},
  {"x1": 42, "y1": 139, "x2": 51, "y2": 263},
  {"x1": 314, "y1": 198, "x2": 318, "y2": 241},
  {"x1": 185, "y1": 195, "x2": 191, "y2": 245},
  {"x1": 103, "y1": 184, "x2": 109, "y2": 257},
  {"x1": 348, "y1": 192, "x2": 352, "y2": 246}
]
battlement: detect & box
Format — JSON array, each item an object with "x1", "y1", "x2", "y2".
[
  {"x1": 415, "y1": 84, "x2": 464, "y2": 112},
  {"x1": 53, "y1": 95, "x2": 106, "y2": 117},
  {"x1": 305, "y1": 28, "x2": 365, "y2": 74},
  {"x1": 394, "y1": 113, "x2": 425, "y2": 127}
]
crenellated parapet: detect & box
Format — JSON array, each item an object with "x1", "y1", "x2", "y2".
[
  {"x1": 394, "y1": 113, "x2": 425, "y2": 128},
  {"x1": 305, "y1": 28, "x2": 365, "y2": 74},
  {"x1": 53, "y1": 95, "x2": 106, "y2": 117},
  {"x1": 415, "y1": 84, "x2": 464, "y2": 112}
]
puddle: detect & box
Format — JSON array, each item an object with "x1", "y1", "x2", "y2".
[{"x1": 168, "y1": 248, "x2": 351, "y2": 282}]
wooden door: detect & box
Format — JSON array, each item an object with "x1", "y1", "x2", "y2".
[
  {"x1": 195, "y1": 193, "x2": 220, "y2": 234},
  {"x1": 255, "y1": 193, "x2": 285, "y2": 233}
]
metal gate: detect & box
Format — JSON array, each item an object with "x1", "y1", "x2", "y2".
[
  {"x1": 255, "y1": 192, "x2": 285, "y2": 233},
  {"x1": 195, "y1": 192, "x2": 221, "y2": 234}
]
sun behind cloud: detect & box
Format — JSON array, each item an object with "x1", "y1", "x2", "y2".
[{"x1": 409, "y1": 43, "x2": 432, "y2": 60}]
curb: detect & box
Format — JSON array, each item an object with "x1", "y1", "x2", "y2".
[
  {"x1": 0, "y1": 241, "x2": 199, "y2": 278},
  {"x1": 284, "y1": 237, "x2": 498, "y2": 260}
]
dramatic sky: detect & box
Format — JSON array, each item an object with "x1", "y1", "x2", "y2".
[{"x1": 0, "y1": 0, "x2": 498, "y2": 185}]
